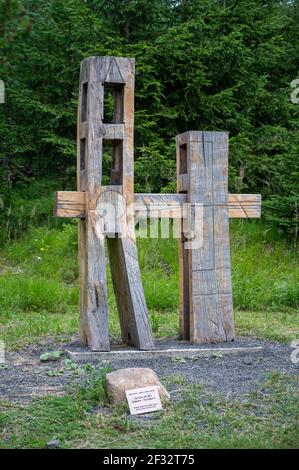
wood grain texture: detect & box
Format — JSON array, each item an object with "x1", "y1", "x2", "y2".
[
  {"x1": 190, "y1": 293, "x2": 233, "y2": 343},
  {"x1": 100, "y1": 123, "x2": 124, "y2": 141},
  {"x1": 176, "y1": 131, "x2": 235, "y2": 344},
  {"x1": 108, "y1": 234, "x2": 154, "y2": 350},
  {"x1": 77, "y1": 57, "x2": 110, "y2": 351},
  {"x1": 54, "y1": 191, "x2": 86, "y2": 218},
  {"x1": 177, "y1": 136, "x2": 190, "y2": 340},
  {"x1": 95, "y1": 185, "x2": 123, "y2": 236},
  {"x1": 55, "y1": 191, "x2": 261, "y2": 219},
  {"x1": 75, "y1": 56, "x2": 154, "y2": 351},
  {"x1": 228, "y1": 194, "x2": 261, "y2": 218},
  {"x1": 106, "y1": 57, "x2": 154, "y2": 350},
  {"x1": 134, "y1": 193, "x2": 186, "y2": 219}
]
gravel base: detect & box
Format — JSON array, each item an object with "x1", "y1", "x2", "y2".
[{"x1": 0, "y1": 335, "x2": 298, "y2": 404}]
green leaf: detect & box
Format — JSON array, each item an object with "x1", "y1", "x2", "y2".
[{"x1": 40, "y1": 351, "x2": 63, "y2": 362}]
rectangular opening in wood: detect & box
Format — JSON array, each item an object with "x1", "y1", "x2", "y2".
[
  {"x1": 81, "y1": 82, "x2": 88, "y2": 122},
  {"x1": 80, "y1": 138, "x2": 86, "y2": 171},
  {"x1": 181, "y1": 240, "x2": 190, "y2": 340},
  {"x1": 102, "y1": 141, "x2": 123, "y2": 185},
  {"x1": 80, "y1": 138, "x2": 86, "y2": 190},
  {"x1": 179, "y1": 144, "x2": 188, "y2": 174},
  {"x1": 103, "y1": 84, "x2": 124, "y2": 124}
]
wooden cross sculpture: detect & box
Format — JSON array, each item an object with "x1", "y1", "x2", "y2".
[{"x1": 54, "y1": 56, "x2": 261, "y2": 351}]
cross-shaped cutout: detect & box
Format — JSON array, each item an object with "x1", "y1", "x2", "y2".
[{"x1": 54, "y1": 56, "x2": 261, "y2": 351}]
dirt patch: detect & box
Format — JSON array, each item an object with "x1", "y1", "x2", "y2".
[{"x1": 1, "y1": 336, "x2": 298, "y2": 404}]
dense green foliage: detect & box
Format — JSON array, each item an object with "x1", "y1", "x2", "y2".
[{"x1": 0, "y1": 0, "x2": 298, "y2": 243}]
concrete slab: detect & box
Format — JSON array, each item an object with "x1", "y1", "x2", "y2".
[{"x1": 65, "y1": 346, "x2": 263, "y2": 363}]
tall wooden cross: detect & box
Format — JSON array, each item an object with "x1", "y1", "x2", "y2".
[{"x1": 54, "y1": 56, "x2": 261, "y2": 351}]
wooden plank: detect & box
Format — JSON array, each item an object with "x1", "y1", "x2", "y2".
[
  {"x1": 192, "y1": 269, "x2": 232, "y2": 296},
  {"x1": 176, "y1": 131, "x2": 235, "y2": 344},
  {"x1": 103, "y1": 56, "x2": 126, "y2": 84},
  {"x1": 134, "y1": 193, "x2": 186, "y2": 205},
  {"x1": 95, "y1": 186, "x2": 123, "y2": 236},
  {"x1": 104, "y1": 57, "x2": 154, "y2": 350},
  {"x1": 54, "y1": 191, "x2": 261, "y2": 220},
  {"x1": 176, "y1": 136, "x2": 190, "y2": 340},
  {"x1": 189, "y1": 205, "x2": 215, "y2": 271},
  {"x1": 178, "y1": 174, "x2": 189, "y2": 192},
  {"x1": 77, "y1": 57, "x2": 109, "y2": 351},
  {"x1": 135, "y1": 193, "x2": 261, "y2": 219},
  {"x1": 229, "y1": 194, "x2": 261, "y2": 203},
  {"x1": 134, "y1": 193, "x2": 186, "y2": 219},
  {"x1": 135, "y1": 194, "x2": 261, "y2": 219},
  {"x1": 213, "y1": 205, "x2": 231, "y2": 269},
  {"x1": 191, "y1": 132, "x2": 234, "y2": 343},
  {"x1": 211, "y1": 133, "x2": 229, "y2": 205},
  {"x1": 100, "y1": 123, "x2": 124, "y2": 141},
  {"x1": 85, "y1": 211, "x2": 110, "y2": 350},
  {"x1": 108, "y1": 235, "x2": 154, "y2": 350},
  {"x1": 229, "y1": 206, "x2": 261, "y2": 218},
  {"x1": 178, "y1": 235, "x2": 191, "y2": 340},
  {"x1": 107, "y1": 237, "x2": 137, "y2": 344},
  {"x1": 54, "y1": 191, "x2": 85, "y2": 218},
  {"x1": 191, "y1": 293, "x2": 234, "y2": 343},
  {"x1": 228, "y1": 194, "x2": 261, "y2": 218},
  {"x1": 190, "y1": 139, "x2": 212, "y2": 204},
  {"x1": 80, "y1": 122, "x2": 87, "y2": 139}
]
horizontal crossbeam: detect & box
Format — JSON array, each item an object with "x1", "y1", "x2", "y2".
[{"x1": 54, "y1": 191, "x2": 261, "y2": 219}]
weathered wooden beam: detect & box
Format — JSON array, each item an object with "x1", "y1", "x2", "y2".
[
  {"x1": 77, "y1": 56, "x2": 110, "y2": 351},
  {"x1": 100, "y1": 123, "x2": 125, "y2": 142},
  {"x1": 134, "y1": 193, "x2": 188, "y2": 219},
  {"x1": 135, "y1": 193, "x2": 262, "y2": 219},
  {"x1": 227, "y1": 194, "x2": 261, "y2": 218},
  {"x1": 104, "y1": 57, "x2": 154, "y2": 351},
  {"x1": 177, "y1": 131, "x2": 235, "y2": 344},
  {"x1": 75, "y1": 56, "x2": 154, "y2": 352},
  {"x1": 54, "y1": 191, "x2": 261, "y2": 219},
  {"x1": 54, "y1": 191, "x2": 86, "y2": 218}
]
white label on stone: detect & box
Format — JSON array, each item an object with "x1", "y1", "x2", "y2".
[{"x1": 125, "y1": 386, "x2": 162, "y2": 415}]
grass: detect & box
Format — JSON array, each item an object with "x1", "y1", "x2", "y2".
[
  {"x1": 0, "y1": 370, "x2": 297, "y2": 449},
  {"x1": 234, "y1": 310, "x2": 298, "y2": 342},
  {"x1": 0, "y1": 218, "x2": 298, "y2": 348},
  {"x1": 0, "y1": 178, "x2": 71, "y2": 246}
]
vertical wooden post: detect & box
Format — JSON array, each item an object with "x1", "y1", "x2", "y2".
[
  {"x1": 177, "y1": 131, "x2": 235, "y2": 343},
  {"x1": 78, "y1": 56, "x2": 154, "y2": 351},
  {"x1": 105, "y1": 57, "x2": 154, "y2": 350},
  {"x1": 77, "y1": 57, "x2": 109, "y2": 351}
]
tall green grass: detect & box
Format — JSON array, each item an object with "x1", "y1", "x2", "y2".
[
  {"x1": 0, "y1": 178, "x2": 73, "y2": 245},
  {"x1": 0, "y1": 218, "x2": 298, "y2": 348},
  {"x1": 231, "y1": 221, "x2": 298, "y2": 310}
]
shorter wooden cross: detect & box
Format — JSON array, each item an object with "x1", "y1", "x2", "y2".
[{"x1": 54, "y1": 56, "x2": 261, "y2": 351}]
